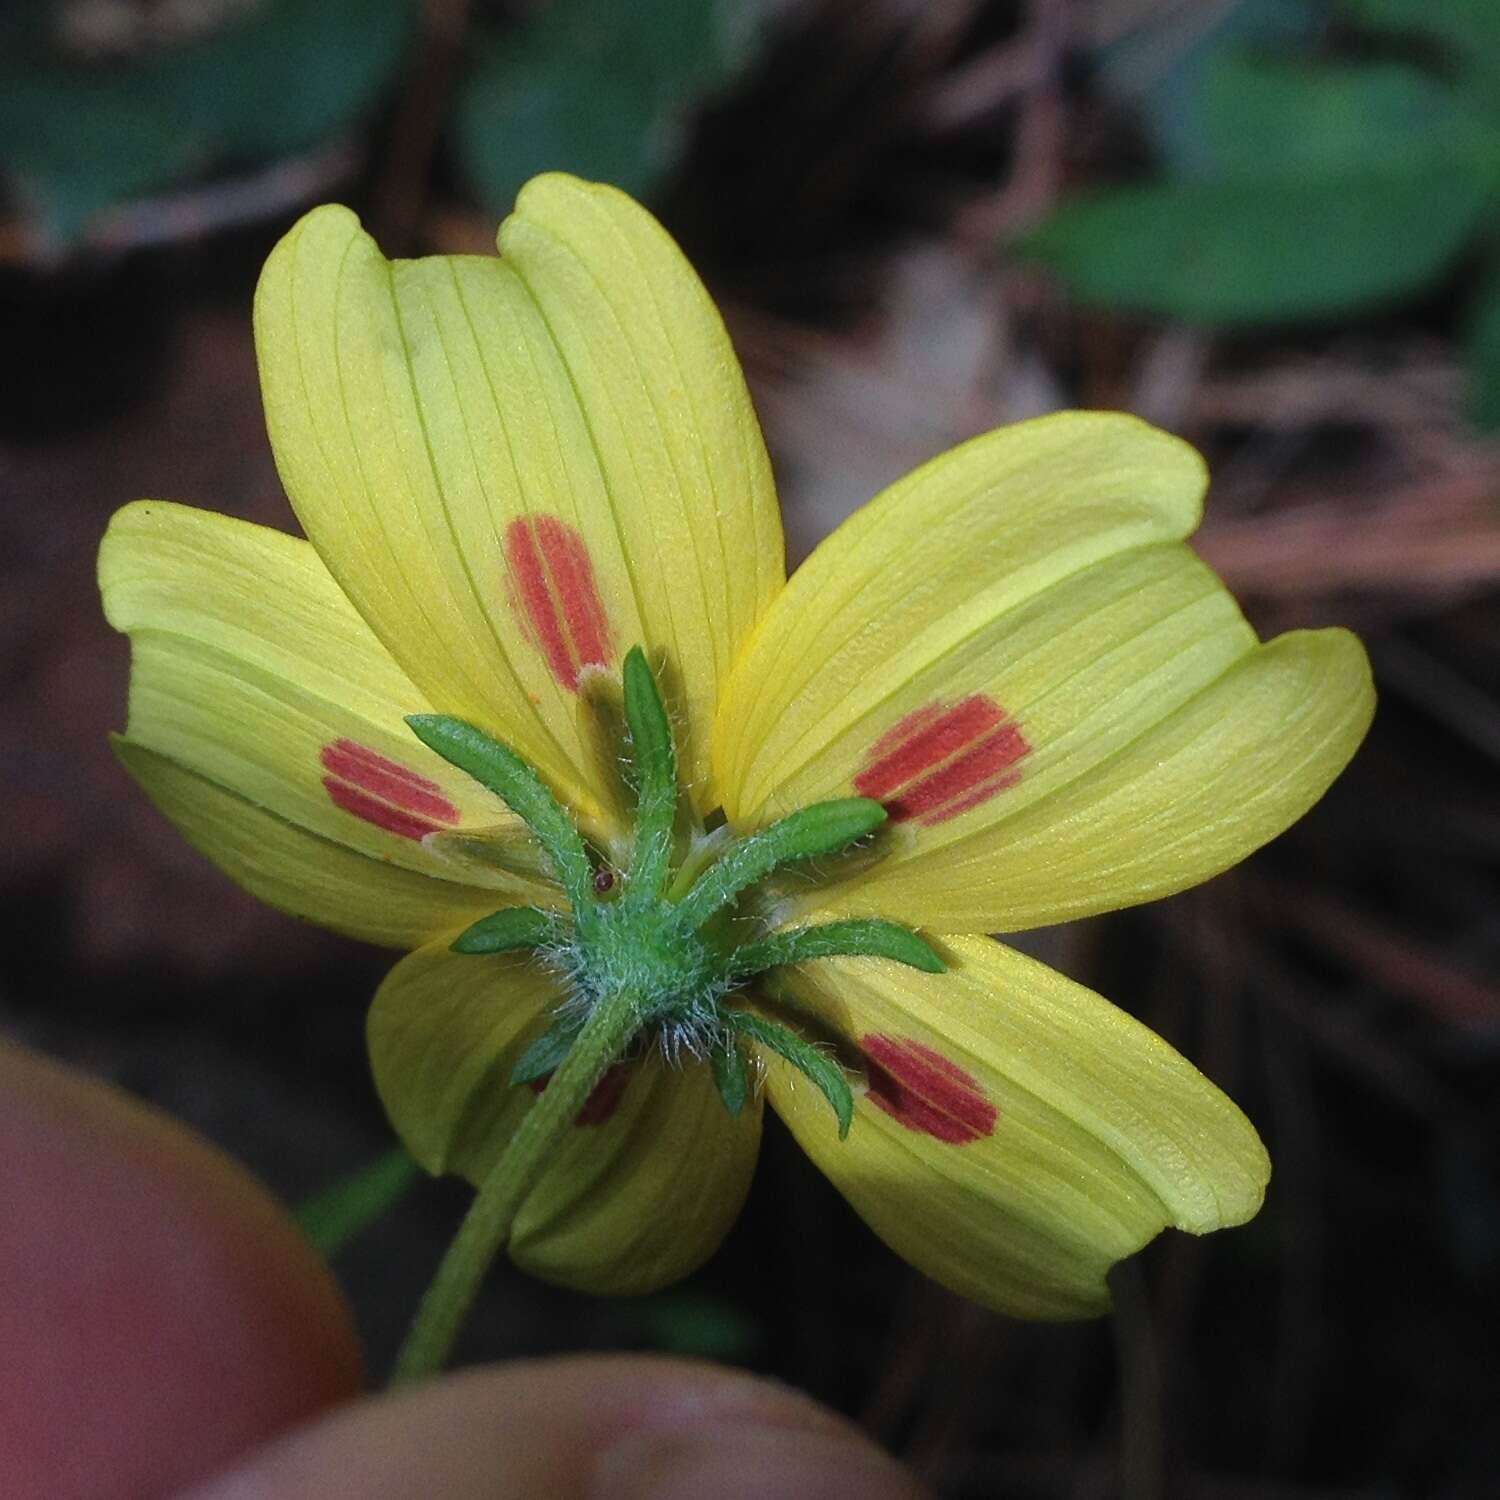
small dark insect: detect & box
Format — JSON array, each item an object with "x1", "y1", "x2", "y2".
[{"x1": 593, "y1": 868, "x2": 616, "y2": 894}]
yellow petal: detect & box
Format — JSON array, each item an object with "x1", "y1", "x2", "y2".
[
  {"x1": 801, "y1": 627, "x2": 1370, "y2": 931},
  {"x1": 369, "y1": 943, "x2": 764, "y2": 1294},
  {"x1": 921, "y1": 627, "x2": 1371, "y2": 929},
  {"x1": 100, "y1": 501, "x2": 548, "y2": 944},
  {"x1": 114, "y1": 742, "x2": 496, "y2": 948},
  {"x1": 761, "y1": 935, "x2": 1269, "y2": 1318},
  {"x1": 254, "y1": 175, "x2": 783, "y2": 824},
  {"x1": 715, "y1": 412, "x2": 1373, "y2": 930}
]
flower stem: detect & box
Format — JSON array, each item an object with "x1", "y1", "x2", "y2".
[{"x1": 389, "y1": 986, "x2": 642, "y2": 1385}]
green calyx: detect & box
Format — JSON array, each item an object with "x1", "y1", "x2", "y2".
[{"x1": 409, "y1": 647, "x2": 944, "y2": 1138}]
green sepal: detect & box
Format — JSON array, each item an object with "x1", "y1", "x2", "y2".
[
  {"x1": 726, "y1": 1010, "x2": 853, "y2": 1140},
  {"x1": 509, "y1": 1011, "x2": 585, "y2": 1086},
  {"x1": 406, "y1": 715, "x2": 595, "y2": 912},
  {"x1": 422, "y1": 824, "x2": 557, "y2": 885},
  {"x1": 673, "y1": 798, "x2": 887, "y2": 932},
  {"x1": 728, "y1": 918, "x2": 945, "y2": 979},
  {"x1": 709, "y1": 1035, "x2": 749, "y2": 1119},
  {"x1": 451, "y1": 905, "x2": 564, "y2": 955},
  {"x1": 574, "y1": 666, "x2": 633, "y2": 832},
  {"x1": 294, "y1": 1147, "x2": 421, "y2": 1258},
  {"x1": 621, "y1": 646, "x2": 678, "y2": 900}
]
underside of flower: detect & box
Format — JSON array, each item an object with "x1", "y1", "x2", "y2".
[
  {"x1": 99, "y1": 177, "x2": 1382, "y2": 1368},
  {"x1": 409, "y1": 646, "x2": 944, "y2": 1139}
]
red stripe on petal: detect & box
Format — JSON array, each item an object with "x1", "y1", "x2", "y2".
[
  {"x1": 320, "y1": 740, "x2": 459, "y2": 823},
  {"x1": 322, "y1": 777, "x2": 445, "y2": 841},
  {"x1": 862, "y1": 1033, "x2": 996, "y2": 1144},
  {"x1": 532, "y1": 515, "x2": 612, "y2": 673},
  {"x1": 504, "y1": 514, "x2": 614, "y2": 692},
  {"x1": 575, "y1": 1064, "x2": 630, "y2": 1125},
  {"x1": 854, "y1": 694, "x2": 1030, "y2": 825},
  {"x1": 529, "y1": 1063, "x2": 631, "y2": 1127},
  {"x1": 890, "y1": 721, "x2": 1031, "y2": 826},
  {"x1": 854, "y1": 696, "x2": 1003, "y2": 800},
  {"x1": 860, "y1": 701, "x2": 948, "y2": 767},
  {"x1": 506, "y1": 517, "x2": 578, "y2": 689},
  {"x1": 323, "y1": 739, "x2": 441, "y2": 792},
  {"x1": 914, "y1": 762, "x2": 1026, "y2": 826}
]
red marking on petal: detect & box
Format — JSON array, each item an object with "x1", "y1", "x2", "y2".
[
  {"x1": 855, "y1": 697, "x2": 1003, "y2": 798},
  {"x1": 322, "y1": 739, "x2": 442, "y2": 794},
  {"x1": 506, "y1": 518, "x2": 576, "y2": 688},
  {"x1": 854, "y1": 695, "x2": 1030, "y2": 826},
  {"x1": 320, "y1": 738, "x2": 460, "y2": 840},
  {"x1": 323, "y1": 778, "x2": 445, "y2": 841},
  {"x1": 321, "y1": 739, "x2": 459, "y2": 822},
  {"x1": 529, "y1": 1064, "x2": 631, "y2": 1127},
  {"x1": 863, "y1": 700, "x2": 948, "y2": 758},
  {"x1": 862, "y1": 1033, "x2": 996, "y2": 1144},
  {"x1": 924, "y1": 763, "x2": 1026, "y2": 824},
  {"x1": 887, "y1": 721, "x2": 1029, "y2": 826},
  {"x1": 532, "y1": 515, "x2": 611, "y2": 671},
  {"x1": 504, "y1": 514, "x2": 613, "y2": 692},
  {"x1": 575, "y1": 1064, "x2": 630, "y2": 1125}
]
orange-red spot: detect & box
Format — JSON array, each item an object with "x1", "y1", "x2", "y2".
[
  {"x1": 862, "y1": 1033, "x2": 996, "y2": 1144},
  {"x1": 853, "y1": 695, "x2": 1029, "y2": 826},
  {"x1": 320, "y1": 738, "x2": 460, "y2": 841},
  {"x1": 505, "y1": 514, "x2": 613, "y2": 692},
  {"x1": 530, "y1": 1063, "x2": 630, "y2": 1127}
]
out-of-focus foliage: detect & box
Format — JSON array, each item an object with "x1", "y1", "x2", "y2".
[
  {"x1": 296, "y1": 1146, "x2": 420, "y2": 1258},
  {"x1": 1468, "y1": 262, "x2": 1500, "y2": 427},
  {"x1": 1348, "y1": 0, "x2": 1500, "y2": 85},
  {"x1": 0, "y1": 0, "x2": 416, "y2": 244},
  {"x1": 1022, "y1": 0, "x2": 1500, "y2": 427},
  {"x1": 0, "y1": 0, "x2": 767, "y2": 253},
  {"x1": 611, "y1": 1291, "x2": 762, "y2": 1361},
  {"x1": 454, "y1": 0, "x2": 758, "y2": 216},
  {"x1": 1099, "y1": 0, "x2": 1321, "y2": 178}
]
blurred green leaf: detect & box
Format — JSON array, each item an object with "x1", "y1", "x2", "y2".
[
  {"x1": 0, "y1": 0, "x2": 416, "y2": 243},
  {"x1": 1097, "y1": 0, "x2": 1322, "y2": 178},
  {"x1": 0, "y1": 83, "x2": 204, "y2": 240},
  {"x1": 455, "y1": 0, "x2": 755, "y2": 215},
  {"x1": 1021, "y1": 164, "x2": 1492, "y2": 323},
  {"x1": 1026, "y1": 35, "x2": 1500, "y2": 325},
  {"x1": 1204, "y1": 56, "x2": 1466, "y2": 173},
  {"x1": 1465, "y1": 257, "x2": 1500, "y2": 430},
  {"x1": 295, "y1": 1147, "x2": 421, "y2": 1258},
  {"x1": 612, "y1": 1291, "x2": 762, "y2": 1360},
  {"x1": 1344, "y1": 0, "x2": 1500, "y2": 84}
]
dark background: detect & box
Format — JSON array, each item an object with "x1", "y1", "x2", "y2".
[{"x1": 2, "y1": 2, "x2": 1498, "y2": 1495}]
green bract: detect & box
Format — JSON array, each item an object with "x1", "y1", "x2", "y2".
[{"x1": 429, "y1": 648, "x2": 935, "y2": 1138}]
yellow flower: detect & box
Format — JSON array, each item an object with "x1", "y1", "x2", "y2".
[{"x1": 99, "y1": 174, "x2": 1373, "y2": 1322}]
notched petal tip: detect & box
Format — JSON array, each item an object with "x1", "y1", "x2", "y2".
[
  {"x1": 506, "y1": 170, "x2": 635, "y2": 242},
  {"x1": 254, "y1": 202, "x2": 370, "y2": 359},
  {"x1": 260, "y1": 200, "x2": 365, "y2": 274}
]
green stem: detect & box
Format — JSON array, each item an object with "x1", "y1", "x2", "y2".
[{"x1": 389, "y1": 987, "x2": 642, "y2": 1384}]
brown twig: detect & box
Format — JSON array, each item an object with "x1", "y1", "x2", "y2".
[
  {"x1": 1266, "y1": 885, "x2": 1500, "y2": 1034},
  {"x1": 0, "y1": 139, "x2": 361, "y2": 268},
  {"x1": 371, "y1": 0, "x2": 473, "y2": 252}
]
